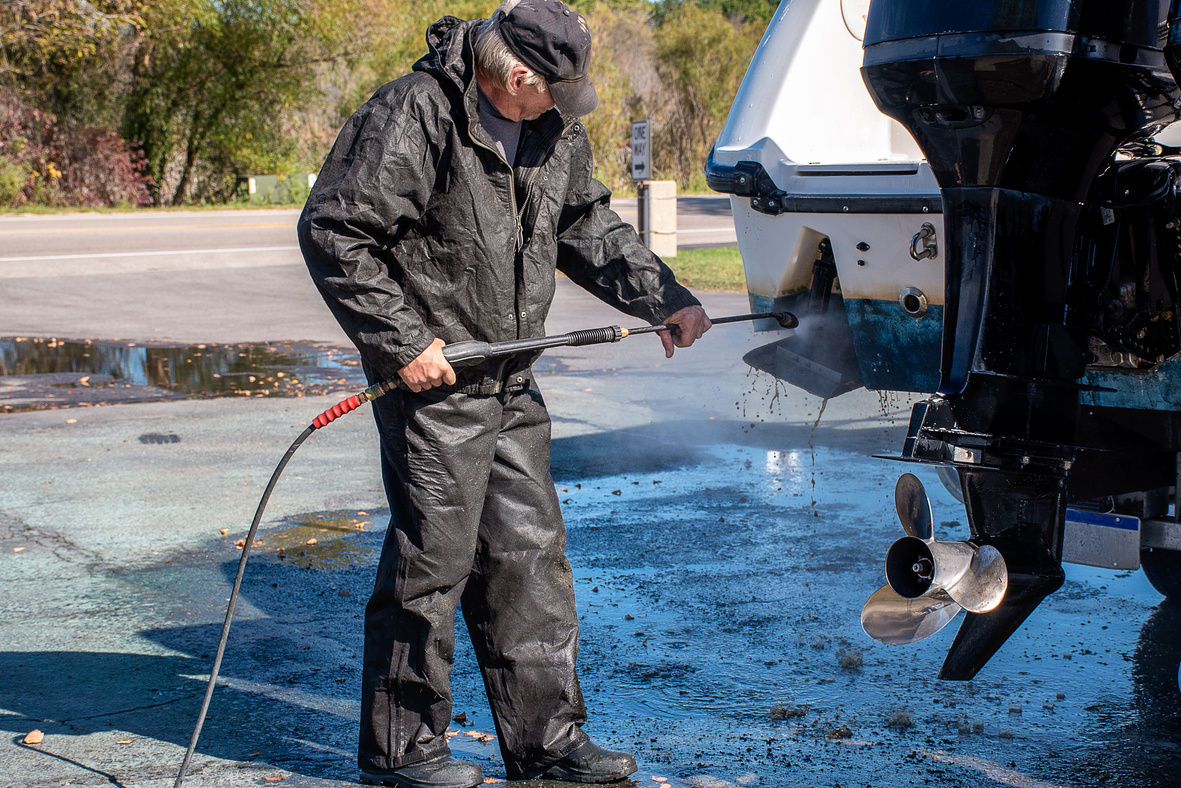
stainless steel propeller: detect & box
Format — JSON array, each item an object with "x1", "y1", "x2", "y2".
[
  {"x1": 861, "y1": 585, "x2": 962, "y2": 645},
  {"x1": 895, "y1": 472, "x2": 933, "y2": 540},
  {"x1": 862, "y1": 473, "x2": 1008, "y2": 646}
]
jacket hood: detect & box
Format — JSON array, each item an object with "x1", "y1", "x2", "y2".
[{"x1": 413, "y1": 16, "x2": 483, "y2": 93}]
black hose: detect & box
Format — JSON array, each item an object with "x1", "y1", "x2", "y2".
[
  {"x1": 173, "y1": 425, "x2": 315, "y2": 788},
  {"x1": 171, "y1": 309, "x2": 794, "y2": 785}
]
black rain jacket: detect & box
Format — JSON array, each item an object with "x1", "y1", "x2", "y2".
[{"x1": 298, "y1": 16, "x2": 699, "y2": 394}]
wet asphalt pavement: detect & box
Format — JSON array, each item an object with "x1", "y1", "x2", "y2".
[{"x1": 1, "y1": 215, "x2": 1180, "y2": 788}]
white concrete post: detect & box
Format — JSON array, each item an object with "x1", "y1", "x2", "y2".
[{"x1": 639, "y1": 179, "x2": 677, "y2": 258}]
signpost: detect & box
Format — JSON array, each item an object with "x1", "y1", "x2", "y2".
[
  {"x1": 631, "y1": 119, "x2": 650, "y2": 182},
  {"x1": 631, "y1": 118, "x2": 676, "y2": 257}
]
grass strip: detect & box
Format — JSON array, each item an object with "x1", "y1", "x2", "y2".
[{"x1": 663, "y1": 245, "x2": 746, "y2": 292}]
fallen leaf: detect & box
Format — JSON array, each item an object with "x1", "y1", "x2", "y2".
[
  {"x1": 264, "y1": 776, "x2": 284, "y2": 782},
  {"x1": 13, "y1": 547, "x2": 25, "y2": 553},
  {"x1": 66, "y1": 419, "x2": 77, "y2": 424},
  {"x1": 306, "y1": 538, "x2": 318, "y2": 546},
  {"x1": 220, "y1": 529, "x2": 229, "y2": 535},
  {"x1": 116, "y1": 739, "x2": 132, "y2": 745},
  {"x1": 23, "y1": 729, "x2": 44, "y2": 744}
]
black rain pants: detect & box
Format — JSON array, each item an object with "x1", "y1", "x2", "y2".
[{"x1": 359, "y1": 383, "x2": 588, "y2": 779}]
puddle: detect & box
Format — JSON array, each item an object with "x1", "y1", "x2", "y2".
[
  {"x1": 0, "y1": 336, "x2": 571, "y2": 413},
  {"x1": 0, "y1": 336, "x2": 368, "y2": 412},
  {"x1": 241, "y1": 510, "x2": 380, "y2": 570},
  {"x1": 90, "y1": 418, "x2": 1180, "y2": 788}
]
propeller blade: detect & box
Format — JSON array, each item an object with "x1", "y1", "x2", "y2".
[
  {"x1": 895, "y1": 473, "x2": 934, "y2": 541},
  {"x1": 861, "y1": 584, "x2": 962, "y2": 645},
  {"x1": 942, "y1": 543, "x2": 1008, "y2": 613}
]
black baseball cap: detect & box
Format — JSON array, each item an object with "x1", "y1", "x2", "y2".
[{"x1": 493, "y1": 0, "x2": 599, "y2": 116}]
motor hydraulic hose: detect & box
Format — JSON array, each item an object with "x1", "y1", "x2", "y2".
[{"x1": 173, "y1": 310, "x2": 794, "y2": 787}]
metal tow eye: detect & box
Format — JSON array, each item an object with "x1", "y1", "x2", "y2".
[{"x1": 910, "y1": 222, "x2": 938, "y2": 260}]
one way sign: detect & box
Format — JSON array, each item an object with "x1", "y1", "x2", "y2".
[{"x1": 631, "y1": 119, "x2": 650, "y2": 181}]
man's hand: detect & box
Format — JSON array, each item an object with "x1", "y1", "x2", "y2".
[
  {"x1": 659, "y1": 305, "x2": 712, "y2": 358},
  {"x1": 398, "y1": 338, "x2": 457, "y2": 392}
]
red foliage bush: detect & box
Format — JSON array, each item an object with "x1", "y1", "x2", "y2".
[{"x1": 0, "y1": 90, "x2": 153, "y2": 208}]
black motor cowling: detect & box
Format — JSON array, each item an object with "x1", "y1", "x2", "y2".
[{"x1": 862, "y1": 0, "x2": 1181, "y2": 679}]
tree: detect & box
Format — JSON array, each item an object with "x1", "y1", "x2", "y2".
[
  {"x1": 0, "y1": 3, "x2": 151, "y2": 208},
  {"x1": 0, "y1": 1, "x2": 141, "y2": 126},
  {"x1": 651, "y1": 2, "x2": 763, "y2": 187},
  {"x1": 0, "y1": 0, "x2": 775, "y2": 207},
  {"x1": 573, "y1": 1, "x2": 657, "y2": 191},
  {"x1": 121, "y1": 0, "x2": 360, "y2": 204}
]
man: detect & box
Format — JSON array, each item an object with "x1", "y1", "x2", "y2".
[{"x1": 298, "y1": 2, "x2": 710, "y2": 786}]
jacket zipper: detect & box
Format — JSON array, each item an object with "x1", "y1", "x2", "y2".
[
  {"x1": 466, "y1": 120, "x2": 520, "y2": 393},
  {"x1": 470, "y1": 114, "x2": 578, "y2": 251},
  {"x1": 467, "y1": 120, "x2": 523, "y2": 251},
  {"x1": 515, "y1": 118, "x2": 580, "y2": 235},
  {"x1": 467, "y1": 115, "x2": 578, "y2": 392}
]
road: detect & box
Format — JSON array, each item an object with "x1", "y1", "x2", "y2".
[
  {"x1": 0, "y1": 195, "x2": 734, "y2": 268},
  {"x1": 0, "y1": 198, "x2": 734, "y2": 344},
  {"x1": 0, "y1": 208, "x2": 1178, "y2": 788}
]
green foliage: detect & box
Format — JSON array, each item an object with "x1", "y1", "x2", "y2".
[
  {"x1": 572, "y1": 0, "x2": 768, "y2": 191},
  {"x1": 0, "y1": 159, "x2": 28, "y2": 209},
  {"x1": 1, "y1": 0, "x2": 772, "y2": 206},
  {"x1": 651, "y1": 0, "x2": 782, "y2": 25},
  {"x1": 650, "y1": 2, "x2": 763, "y2": 185},
  {"x1": 575, "y1": 1, "x2": 655, "y2": 192},
  {"x1": 337, "y1": 1, "x2": 495, "y2": 116},
  {"x1": 0, "y1": 87, "x2": 152, "y2": 208},
  {"x1": 122, "y1": 0, "x2": 356, "y2": 204}
]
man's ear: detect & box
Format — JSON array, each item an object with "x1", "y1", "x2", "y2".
[{"x1": 507, "y1": 65, "x2": 531, "y2": 96}]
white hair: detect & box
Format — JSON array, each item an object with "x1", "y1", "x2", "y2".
[{"x1": 474, "y1": 1, "x2": 548, "y2": 94}]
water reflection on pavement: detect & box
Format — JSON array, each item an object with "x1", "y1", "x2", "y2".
[{"x1": 1, "y1": 372, "x2": 1178, "y2": 787}]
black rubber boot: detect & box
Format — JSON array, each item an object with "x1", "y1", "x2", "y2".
[
  {"x1": 531, "y1": 740, "x2": 638, "y2": 783},
  {"x1": 359, "y1": 755, "x2": 483, "y2": 788}
]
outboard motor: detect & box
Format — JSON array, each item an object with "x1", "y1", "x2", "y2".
[{"x1": 859, "y1": 0, "x2": 1181, "y2": 678}]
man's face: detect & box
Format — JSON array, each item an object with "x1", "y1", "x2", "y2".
[
  {"x1": 500, "y1": 65, "x2": 555, "y2": 121},
  {"x1": 514, "y1": 84, "x2": 556, "y2": 121}
]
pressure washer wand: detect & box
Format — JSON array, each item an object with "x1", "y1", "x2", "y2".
[
  {"x1": 174, "y1": 309, "x2": 794, "y2": 787},
  {"x1": 304, "y1": 312, "x2": 797, "y2": 429}
]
